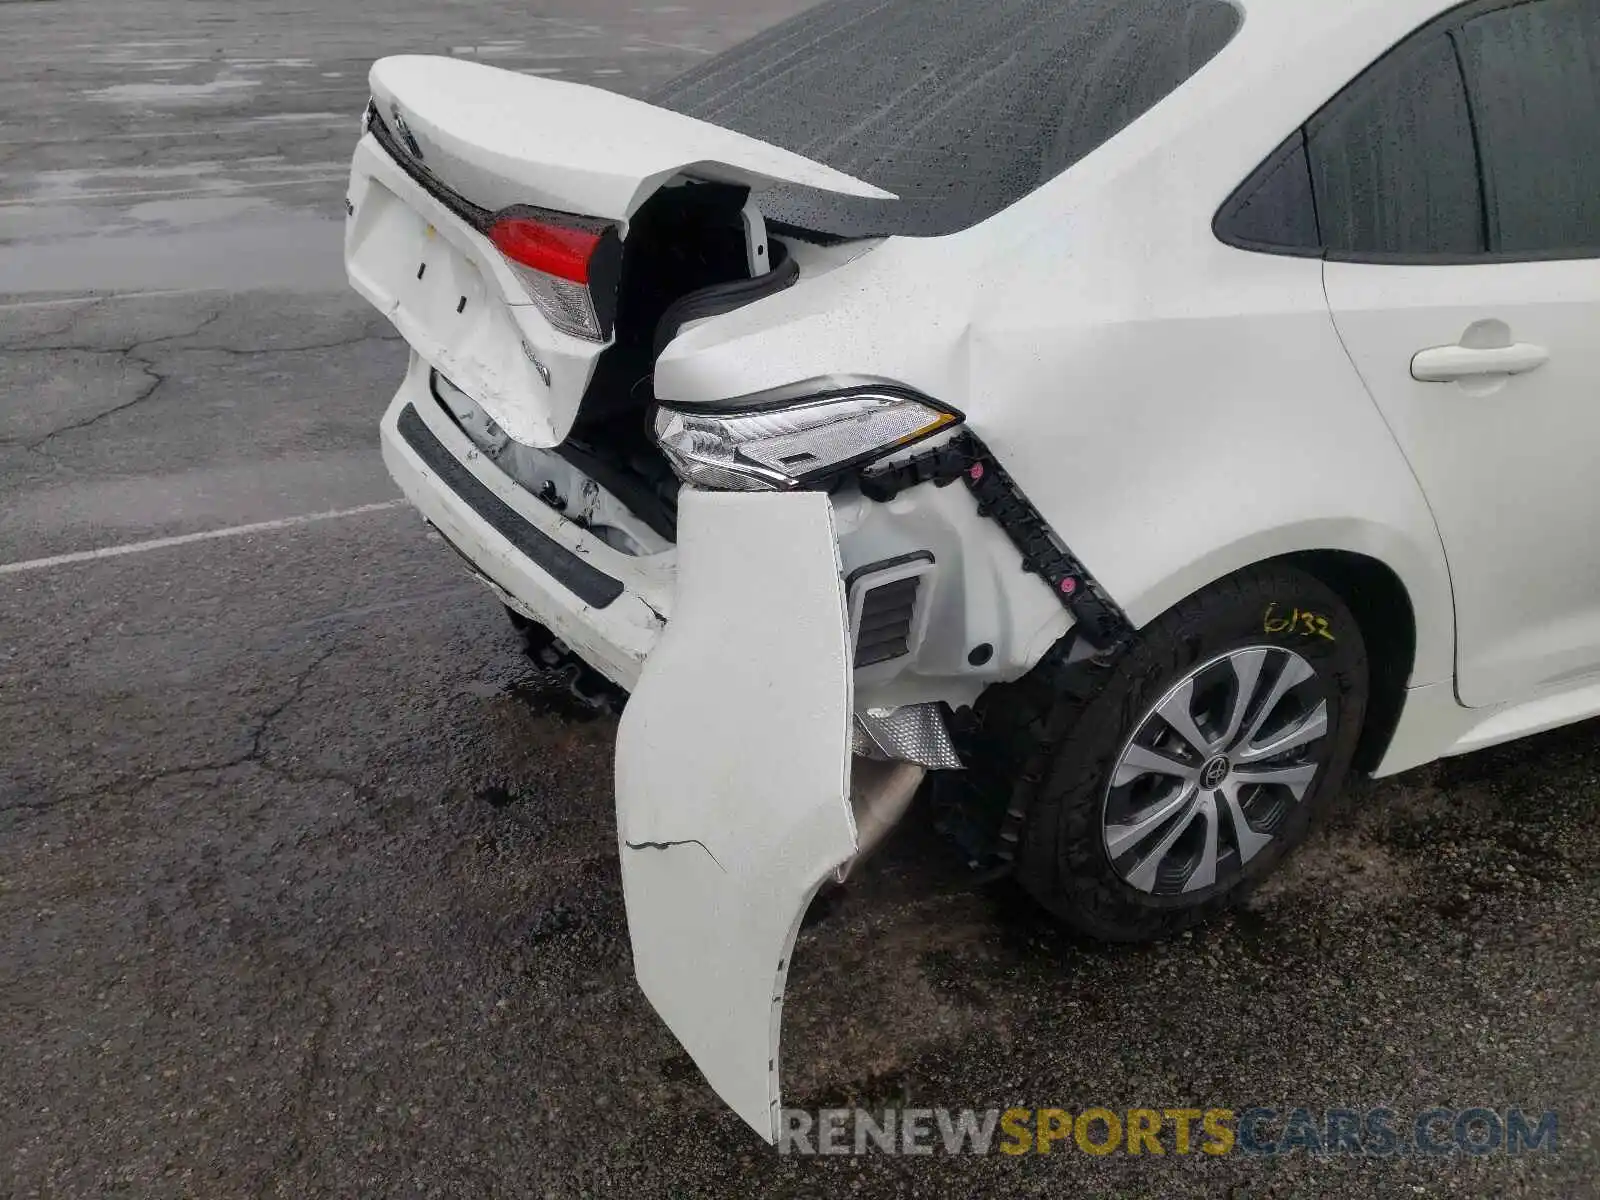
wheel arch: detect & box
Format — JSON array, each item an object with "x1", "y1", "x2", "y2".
[
  {"x1": 1108, "y1": 518, "x2": 1452, "y2": 694},
  {"x1": 959, "y1": 537, "x2": 1438, "y2": 893},
  {"x1": 1274, "y1": 549, "x2": 1418, "y2": 775},
  {"x1": 1095, "y1": 528, "x2": 1447, "y2": 777}
]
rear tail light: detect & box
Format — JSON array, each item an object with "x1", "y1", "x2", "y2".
[
  {"x1": 652, "y1": 387, "x2": 962, "y2": 492},
  {"x1": 486, "y1": 207, "x2": 619, "y2": 342}
]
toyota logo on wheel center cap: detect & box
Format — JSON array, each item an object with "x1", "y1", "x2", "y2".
[{"x1": 1200, "y1": 754, "x2": 1231, "y2": 790}]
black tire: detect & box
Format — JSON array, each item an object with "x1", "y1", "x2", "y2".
[{"x1": 995, "y1": 563, "x2": 1368, "y2": 942}]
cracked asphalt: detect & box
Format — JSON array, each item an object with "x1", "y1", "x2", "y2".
[{"x1": 2, "y1": 2, "x2": 1596, "y2": 1197}]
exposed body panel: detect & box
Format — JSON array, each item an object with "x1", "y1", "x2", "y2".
[{"x1": 656, "y1": 0, "x2": 1460, "y2": 692}]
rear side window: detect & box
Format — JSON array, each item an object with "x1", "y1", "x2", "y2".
[
  {"x1": 653, "y1": 0, "x2": 1242, "y2": 238},
  {"x1": 1217, "y1": 0, "x2": 1600, "y2": 262},
  {"x1": 1212, "y1": 132, "x2": 1320, "y2": 254},
  {"x1": 1306, "y1": 35, "x2": 1482, "y2": 258},
  {"x1": 1457, "y1": 0, "x2": 1600, "y2": 254}
]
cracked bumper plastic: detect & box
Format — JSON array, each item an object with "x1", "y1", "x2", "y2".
[{"x1": 615, "y1": 488, "x2": 857, "y2": 1143}]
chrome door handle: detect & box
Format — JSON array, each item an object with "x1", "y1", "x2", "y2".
[{"x1": 1411, "y1": 342, "x2": 1550, "y2": 382}]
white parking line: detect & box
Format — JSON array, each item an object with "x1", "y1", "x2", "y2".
[
  {"x1": 0, "y1": 177, "x2": 350, "y2": 207},
  {"x1": 0, "y1": 500, "x2": 405, "y2": 576},
  {"x1": 0, "y1": 290, "x2": 201, "y2": 310}
]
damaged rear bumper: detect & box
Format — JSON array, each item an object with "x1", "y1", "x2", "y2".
[
  {"x1": 378, "y1": 358, "x2": 1054, "y2": 1143},
  {"x1": 379, "y1": 353, "x2": 672, "y2": 690},
  {"x1": 616, "y1": 487, "x2": 859, "y2": 1141},
  {"x1": 381, "y1": 369, "x2": 890, "y2": 1140}
]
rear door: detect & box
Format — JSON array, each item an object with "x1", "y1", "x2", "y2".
[{"x1": 1320, "y1": 0, "x2": 1600, "y2": 708}]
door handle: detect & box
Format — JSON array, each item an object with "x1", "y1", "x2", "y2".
[{"x1": 1411, "y1": 341, "x2": 1550, "y2": 383}]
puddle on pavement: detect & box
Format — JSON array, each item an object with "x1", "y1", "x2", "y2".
[
  {"x1": 0, "y1": 206, "x2": 346, "y2": 293},
  {"x1": 89, "y1": 78, "x2": 264, "y2": 104}
]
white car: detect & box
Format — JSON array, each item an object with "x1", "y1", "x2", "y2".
[{"x1": 345, "y1": 0, "x2": 1600, "y2": 1141}]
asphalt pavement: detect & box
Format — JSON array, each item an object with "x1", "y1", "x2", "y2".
[{"x1": 1, "y1": 1, "x2": 1595, "y2": 1196}]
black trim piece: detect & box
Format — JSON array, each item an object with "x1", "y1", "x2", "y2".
[
  {"x1": 397, "y1": 403, "x2": 625, "y2": 609},
  {"x1": 766, "y1": 219, "x2": 853, "y2": 247},
  {"x1": 653, "y1": 242, "x2": 798, "y2": 358},
  {"x1": 844, "y1": 550, "x2": 934, "y2": 594},
  {"x1": 855, "y1": 578, "x2": 919, "y2": 665},
  {"x1": 858, "y1": 432, "x2": 1133, "y2": 648},
  {"x1": 1323, "y1": 244, "x2": 1600, "y2": 266},
  {"x1": 857, "y1": 435, "x2": 972, "y2": 501},
  {"x1": 368, "y1": 103, "x2": 493, "y2": 232},
  {"x1": 588, "y1": 227, "x2": 624, "y2": 340},
  {"x1": 1447, "y1": 28, "x2": 1494, "y2": 256}
]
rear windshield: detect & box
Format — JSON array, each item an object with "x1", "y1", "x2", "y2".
[{"x1": 652, "y1": 0, "x2": 1242, "y2": 238}]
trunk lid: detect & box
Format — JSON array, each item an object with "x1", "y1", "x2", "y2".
[
  {"x1": 369, "y1": 55, "x2": 893, "y2": 226},
  {"x1": 346, "y1": 57, "x2": 893, "y2": 448}
]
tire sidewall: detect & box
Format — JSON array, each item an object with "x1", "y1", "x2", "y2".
[{"x1": 1017, "y1": 565, "x2": 1369, "y2": 940}]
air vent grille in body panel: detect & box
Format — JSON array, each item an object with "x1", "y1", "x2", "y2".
[
  {"x1": 855, "y1": 576, "x2": 922, "y2": 666},
  {"x1": 847, "y1": 552, "x2": 936, "y2": 669}
]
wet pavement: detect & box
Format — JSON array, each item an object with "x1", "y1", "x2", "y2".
[{"x1": 1, "y1": 2, "x2": 1596, "y2": 1197}]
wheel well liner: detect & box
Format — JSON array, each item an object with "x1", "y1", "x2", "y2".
[{"x1": 1278, "y1": 549, "x2": 1416, "y2": 774}]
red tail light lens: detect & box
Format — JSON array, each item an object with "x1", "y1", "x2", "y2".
[
  {"x1": 484, "y1": 207, "x2": 618, "y2": 341},
  {"x1": 487, "y1": 215, "x2": 602, "y2": 284}
]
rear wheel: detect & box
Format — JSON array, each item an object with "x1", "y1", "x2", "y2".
[{"x1": 996, "y1": 564, "x2": 1367, "y2": 941}]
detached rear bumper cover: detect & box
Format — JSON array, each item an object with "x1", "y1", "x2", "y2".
[{"x1": 615, "y1": 489, "x2": 857, "y2": 1143}]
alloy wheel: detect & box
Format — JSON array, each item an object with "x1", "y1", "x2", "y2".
[{"x1": 1102, "y1": 645, "x2": 1331, "y2": 896}]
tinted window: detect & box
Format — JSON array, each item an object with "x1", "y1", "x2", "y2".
[
  {"x1": 1214, "y1": 132, "x2": 1320, "y2": 253},
  {"x1": 652, "y1": 0, "x2": 1242, "y2": 238},
  {"x1": 1306, "y1": 34, "x2": 1483, "y2": 258},
  {"x1": 1457, "y1": 0, "x2": 1600, "y2": 255}
]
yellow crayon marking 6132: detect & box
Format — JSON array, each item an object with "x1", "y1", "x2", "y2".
[{"x1": 1264, "y1": 603, "x2": 1335, "y2": 641}]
